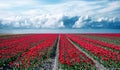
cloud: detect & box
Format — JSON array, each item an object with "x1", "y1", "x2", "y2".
[
  {"x1": 41, "y1": 14, "x2": 65, "y2": 28},
  {"x1": 1, "y1": 0, "x2": 120, "y2": 18},
  {"x1": 0, "y1": 14, "x2": 65, "y2": 29},
  {"x1": 72, "y1": 16, "x2": 91, "y2": 28},
  {"x1": 98, "y1": 1, "x2": 120, "y2": 13},
  {"x1": 0, "y1": 3, "x2": 11, "y2": 9},
  {"x1": 0, "y1": 15, "x2": 120, "y2": 29},
  {"x1": 72, "y1": 16, "x2": 120, "y2": 29},
  {"x1": 0, "y1": 0, "x2": 120, "y2": 29},
  {"x1": 62, "y1": 16, "x2": 79, "y2": 28},
  {"x1": 0, "y1": 0, "x2": 35, "y2": 10}
]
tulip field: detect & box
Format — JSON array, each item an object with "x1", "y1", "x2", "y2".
[{"x1": 0, "y1": 34, "x2": 120, "y2": 70}]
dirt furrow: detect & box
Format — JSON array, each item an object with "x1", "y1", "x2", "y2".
[{"x1": 53, "y1": 35, "x2": 60, "y2": 70}]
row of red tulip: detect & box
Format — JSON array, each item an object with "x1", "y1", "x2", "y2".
[
  {"x1": 82, "y1": 34, "x2": 120, "y2": 37},
  {"x1": 0, "y1": 34, "x2": 31, "y2": 44},
  {"x1": 0, "y1": 35, "x2": 36, "y2": 49},
  {"x1": 59, "y1": 35, "x2": 95, "y2": 69},
  {"x1": 11, "y1": 34, "x2": 58, "y2": 69},
  {"x1": 0, "y1": 34, "x2": 53, "y2": 50},
  {"x1": 84, "y1": 34, "x2": 120, "y2": 40},
  {"x1": 0, "y1": 34, "x2": 49, "y2": 58},
  {"x1": 75, "y1": 34, "x2": 120, "y2": 51},
  {"x1": 0, "y1": 34, "x2": 57, "y2": 67},
  {"x1": 66, "y1": 34, "x2": 120, "y2": 68},
  {"x1": 0, "y1": 34, "x2": 25, "y2": 40}
]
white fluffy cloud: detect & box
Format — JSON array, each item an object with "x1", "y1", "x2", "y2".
[
  {"x1": 0, "y1": 14, "x2": 65, "y2": 28},
  {"x1": 72, "y1": 16, "x2": 91, "y2": 28},
  {"x1": 0, "y1": 15, "x2": 120, "y2": 29},
  {"x1": 97, "y1": 17, "x2": 120, "y2": 22},
  {"x1": 72, "y1": 16, "x2": 120, "y2": 28}
]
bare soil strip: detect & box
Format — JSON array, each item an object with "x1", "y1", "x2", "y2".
[
  {"x1": 53, "y1": 35, "x2": 60, "y2": 70},
  {"x1": 67, "y1": 37, "x2": 107, "y2": 70}
]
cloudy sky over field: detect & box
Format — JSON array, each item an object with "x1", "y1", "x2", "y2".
[{"x1": 0, "y1": 0, "x2": 120, "y2": 29}]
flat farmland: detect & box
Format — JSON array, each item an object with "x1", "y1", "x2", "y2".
[{"x1": 0, "y1": 34, "x2": 120, "y2": 70}]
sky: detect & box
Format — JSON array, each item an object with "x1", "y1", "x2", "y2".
[{"x1": 0, "y1": 0, "x2": 120, "y2": 31}]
